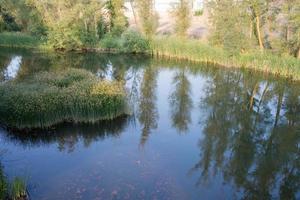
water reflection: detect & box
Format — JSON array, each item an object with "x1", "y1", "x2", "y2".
[
  {"x1": 191, "y1": 69, "x2": 300, "y2": 199},
  {"x1": 138, "y1": 66, "x2": 159, "y2": 146},
  {"x1": 169, "y1": 68, "x2": 193, "y2": 133},
  {"x1": 1, "y1": 117, "x2": 128, "y2": 153},
  {"x1": 0, "y1": 47, "x2": 299, "y2": 199},
  {"x1": 3, "y1": 56, "x2": 22, "y2": 80}
]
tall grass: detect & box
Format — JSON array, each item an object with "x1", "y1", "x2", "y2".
[
  {"x1": 151, "y1": 36, "x2": 300, "y2": 81},
  {"x1": 0, "y1": 32, "x2": 41, "y2": 48},
  {"x1": 11, "y1": 178, "x2": 27, "y2": 200},
  {"x1": 0, "y1": 68, "x2": 128, "y2": 129}
]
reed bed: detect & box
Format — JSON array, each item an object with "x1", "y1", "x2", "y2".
[
  {"x1": 151, "y1": 36, "x2": 300, "y2": 81},
  {"x1": 0, "y1": 68, "x2": 128, "y2": 129},
  {"x1": 0, "y1": 32, "x2": 40, "y2": 48}
]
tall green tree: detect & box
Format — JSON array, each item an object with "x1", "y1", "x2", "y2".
[
  {"x1": 104, "y1": 0, "x2": 127, "y2": 35},
  {"x1": 283, "y1": 0, "x2": 300, "y2": 58},
  {"x1": 135, "y1": 0, "x2": 157, "y2": 38},
  {"x1": 171, "y1": 0, "x2": 191, "y2": 37},
  {"x1": 207, "y1": 0, "x2": 253, "y2": 53}
]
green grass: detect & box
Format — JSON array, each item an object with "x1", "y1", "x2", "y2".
[
  {"x1": 0, "y1": 32, "x2": 41, "y2": 48},
  {"x1": 151, "y1": 36, "x2": 300, "y2": 81},
  {"x1": 11, "y1": 178, "x2": 27, "y2": 200},
  {"x1": 0, "y1": 68, "x2": 128, "y2": 129}
]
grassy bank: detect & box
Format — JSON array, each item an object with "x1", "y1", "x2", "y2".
[
  {"x1": 0, "y1": 32, "x2": 41, "y2": 48},
  {"x1": 0, "y1": 166, "x2": 27, "y2": 200},
  {"x1": 151, "y1": 36, "x2": 300, "y2": 81},
  {"x1": 0, "y1": 68, "x2": 128, "y2": 129}
]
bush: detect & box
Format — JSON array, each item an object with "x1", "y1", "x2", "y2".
[
  {"x1": 100, "y1": 34, "x2": 122, "y2": 50},
  {"x1": 0, "y1": 68, "x2": 128, "y2": 129},
  {"x1": 121, "y1": 30, "x2": 150, "y2": 53}
]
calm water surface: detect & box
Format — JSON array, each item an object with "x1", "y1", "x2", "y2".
[{"x1": 0, "y1": 47, "x2": 299, "y2": 200}]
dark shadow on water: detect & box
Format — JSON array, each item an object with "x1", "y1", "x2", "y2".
[{"x1": 0, "y1": 116, "x2": 130, "y2": 153}]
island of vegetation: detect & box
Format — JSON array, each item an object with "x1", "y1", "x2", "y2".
[{"x1": 0, "y1": 68, "x2": 128, "y2": 129}]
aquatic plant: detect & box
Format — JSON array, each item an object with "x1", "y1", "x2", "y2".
[
  {"x1": 11, "y1": 178, "x2": 27, "y2": 200},
  {"x1": 151, "y1": 36, "x2": 300, "y2": 81},
  {"x1": 0, "y1": 32, "x2": 40, "y2": 48},
  {"x1": 0, "y1": 68, "x2": 128, "y2": 129}
]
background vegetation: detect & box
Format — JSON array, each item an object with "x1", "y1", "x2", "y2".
[{"x1": 0, "y1": 0, "x2": 299, "y2": 73}]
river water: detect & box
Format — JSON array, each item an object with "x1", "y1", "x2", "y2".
[{"x1": 0, "y1": 47, "x2": 299, "y2": 200}]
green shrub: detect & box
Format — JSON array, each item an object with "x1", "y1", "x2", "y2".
[
  {"x1": 0, "y1": 68, "x2": 128, "y2": 129},
  {"x1": 100, "y1": 34, "x2": 122, "y2": 50},
  {"x1": 121, "y1": 30, "x2": 150, "y2": 53}
]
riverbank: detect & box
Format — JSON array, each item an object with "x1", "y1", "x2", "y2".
[
  {"x1": 1, "y1": 32, "x2": 299, "y2": 81},
  {"x1": 151, "y1": 37, "x2": 300, "y2": 81}
]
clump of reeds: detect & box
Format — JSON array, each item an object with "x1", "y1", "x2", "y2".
[
  {"x1": 151, "y1": 36, "x2": 300, "y2": 81},
  {"x1": 11, "y1": 178, "x2": 27, "y2": 200},
  {"x1": 0, "y1": 167, "x2": 28, "y2": 200},
  {"x1": 0, "y1": 68, "x2": 128, "y2": 129},
  {"x1": 0, "y1": 32, "x2": 40, "y2": 48}
]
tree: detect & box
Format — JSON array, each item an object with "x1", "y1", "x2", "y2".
[
  {"x1": 135, "y1": 0, "x2": 158, "y2": 38},
  {"x1": 171, "y1": 0, "x2": 191, "y2": 37},
  {"x1": 104, "y1": 0, "x2": 127, "y2": 35},
  {"x1": 29, "y1": 0, "x2": 105, "y2": 49},
  {"x1": 283, "y1": 0, "x2": 300, "y2": 58},
  {"x1": 207, "y1": 0, "x2": 254, "y2": 53}
]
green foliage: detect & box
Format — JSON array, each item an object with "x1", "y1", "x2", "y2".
[
  {"x1": 105, "y1": 0, "x2": 128, "y2": 36},
  {"x1": 0, "y1": 32, "x2": 40, "y2": 48},
  {"x1": 11, "y1": 177, "x2": 26, "y2": 200},
  {"x1": 121, "y1": 30, "x2": 150, "y2": 53},
  {"x1": 0, "y1": 0, "x2": 46, "y2": 36},
  {"x1": 194, "y1": 9, "x2": 203, "y2": 16},
  {"x1": 0, "y1": 68, "x2": 128, "y2": 129},
  {"x1": 207, "y1": 0, "x2": 254, "y2": 53},
  {"x1": 100, "y1": 30, "x2": 150, "y2": 53},
  {"x1": 135, "y1": 0, "x2": 158, "y2": 38},
  {"x1": 152, "y1": 36, "x2": 300, "y2": 80},
  {"x1": 100, "y1": 34, "x2": 122, "y2": 50}
]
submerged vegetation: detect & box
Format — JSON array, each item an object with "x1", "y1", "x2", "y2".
[{"x1": 0, "y1": 68, "x2": 128, "y2": 129}]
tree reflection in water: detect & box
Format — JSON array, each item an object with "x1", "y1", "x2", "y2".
[
  {"x1": 191, "y1": 70, "x2": 300, "y2": 199},
  {"x1": 138, "y1": 65, "x2": 159, "y2": 146},
  {"x1": 169, "y1": 68, "x2": 193, "y2": 133},
  {"x1": 1, "y1": 116, "x2": 129, "y2": 153}
]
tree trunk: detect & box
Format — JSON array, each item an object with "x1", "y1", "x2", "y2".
[
  {"x1": 249, "y1": 82, "x2": 259, "y2": 110},
  {"x1": 130, "y1": 0, "x2": 138, "y2": 27},
  {"x1": 255, "y1": 16, "x2": 264, "y2": 51},
  {"x1": 274, "y1": 87, "x2": 284, "y2": 128},
  {"x1": 297, "y1": 48, "x2": 300, "y2": 59},
  {"x1": 94, "y1": 15, "x2": 98, "y2": 39},
  {"x1": 250, "y1": 22, "x2": 253, "y2": 39}
]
